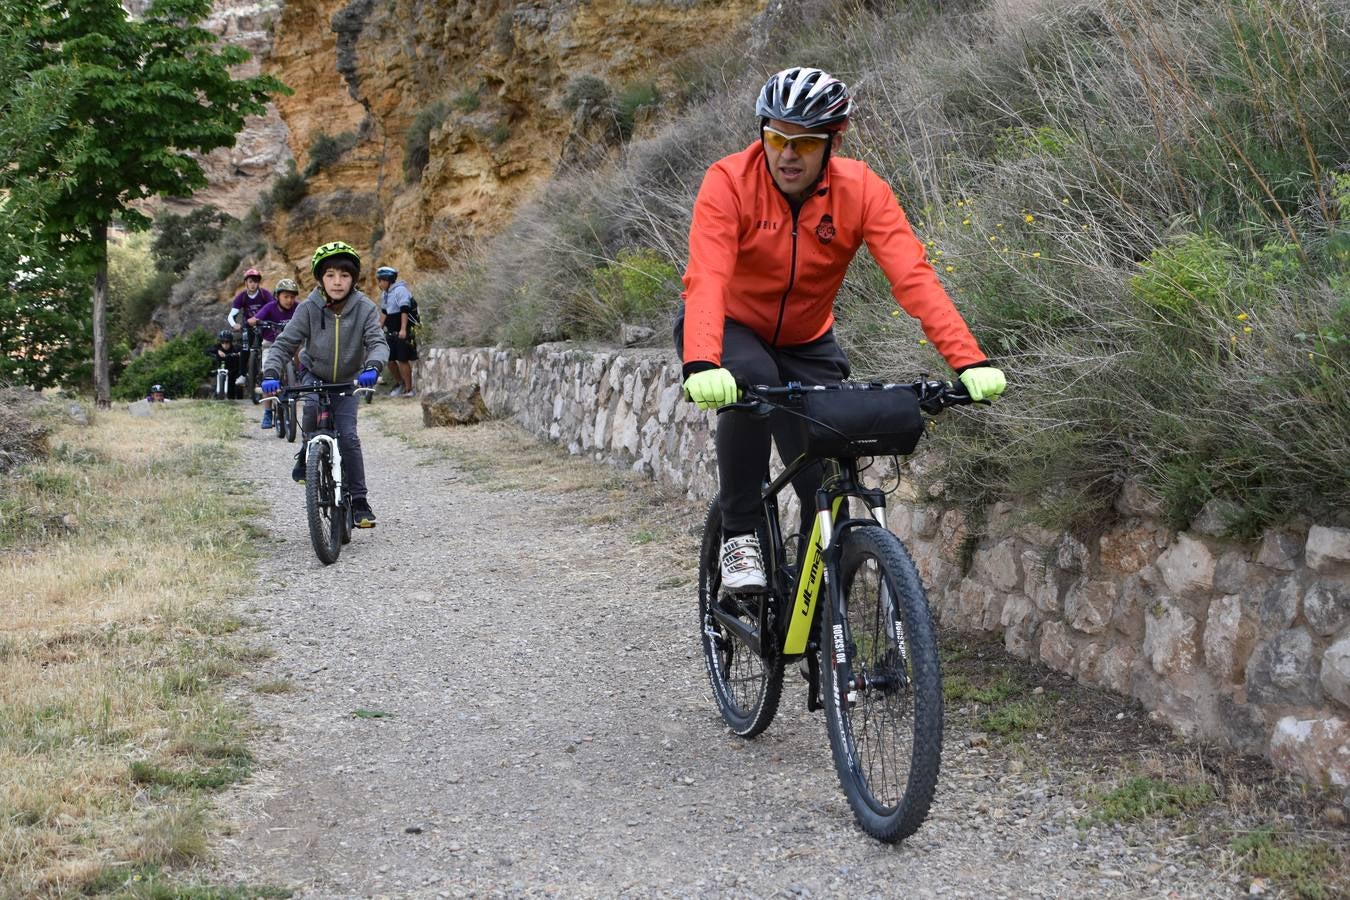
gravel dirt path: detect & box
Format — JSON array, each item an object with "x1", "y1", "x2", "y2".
[{"x1": 212, "y1": 401, "x2": 1329, "y2": 898}]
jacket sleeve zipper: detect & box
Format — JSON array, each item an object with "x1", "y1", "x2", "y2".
[{"x1": 770, "y1": 206, "x2": 802, "y2": 347}]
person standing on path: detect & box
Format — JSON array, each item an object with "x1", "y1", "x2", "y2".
[
  {"x1": 677, "y1": 66, "x2": 1006, "y2": 590},
  {"x1": 260, "y1": 242, "x2": 389, "y2": 527},
  {"x1": 375, "y1": 265, "x2": 418, "y2": 397}
]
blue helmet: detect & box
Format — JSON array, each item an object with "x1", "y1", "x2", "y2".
[{"x1": 376, "y1": 266, "x2": 398, "y2": 281}]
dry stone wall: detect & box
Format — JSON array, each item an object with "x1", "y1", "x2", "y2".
[{"x1": 421, "y1": 344, "x2": 1350, "y2": 790}]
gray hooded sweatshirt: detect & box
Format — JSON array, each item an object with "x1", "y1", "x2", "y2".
[{"x1": 263, "y1": 288, "x2": 389, "y2": 383}]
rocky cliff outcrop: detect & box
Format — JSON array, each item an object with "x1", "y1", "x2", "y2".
[
  {"x1": 264, "y1": 0, "x2": 767, "y2": 279},
  {"x1": 156, "y1": 0, "x2": 767, "y2": 338}
]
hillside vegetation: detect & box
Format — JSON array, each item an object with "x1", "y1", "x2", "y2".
[{"x1": 424, "y1": 0, "x2": 1349, "y2": 537}]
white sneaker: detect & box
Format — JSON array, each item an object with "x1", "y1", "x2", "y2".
[
  {"x1": 389, "y1": 386, "x2": 404, "y2": 397},
  {"x1": 720, "y1": 534, "x2": 766, "y2": 591}
]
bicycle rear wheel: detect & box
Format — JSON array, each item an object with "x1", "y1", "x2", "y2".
[
  {"x1": 821, "y1": 525, "x2": 941, "y2": 842},
  {"x1": 698, "y1": 499, "x2": 783, "y2": 738},
  {"x1": 305, "y1": 442, "x2": 341, "y2": 565}
]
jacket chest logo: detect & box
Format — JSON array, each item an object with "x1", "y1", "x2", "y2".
[
  {"x1": 755, "y1": 219, "x2": 779, "y2": 231},
  {"x1": 815, "y1": 215, "x2": 836, "y2": 245}
]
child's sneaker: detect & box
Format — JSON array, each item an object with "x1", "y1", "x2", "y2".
[
  {"x1": 389, "y1": 386, "x2": 404, "y2": 398},
  {"x1": 720, "y1": 533, "x2": 766, "y2": 591},
  {"x1": 291, "y1": 449, "x2": 306, "y2": 483},
  {"x1": 351, "y1": 498, "x2": 376, "y2": 528},
  {"x1": 260, "y1": 409, "x2": 273, "y2": 429}
]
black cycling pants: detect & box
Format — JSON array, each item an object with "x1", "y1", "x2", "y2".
[{"x1": 675, "y1": 314, "x2": 850, "y2": 535}]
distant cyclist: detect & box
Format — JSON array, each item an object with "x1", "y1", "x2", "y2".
[
  {"x1": 260, "y1": 242, "x2": 389, "y2": 528},
  {"x1": 227, "y1": 267, "x2": 274, "y2": 334},
  {"x1": 206, "y1": 329, "x2": 243, "y2": 400},
  {"x1": 677, "y1": 66, "x2": 1006, "y2": 590},
  {"x1": 375, "y1": 265, "x2": 418, "y2": 397},
  {"x1": 253, "y1": 278, "x2": 302, "y2": 429}
]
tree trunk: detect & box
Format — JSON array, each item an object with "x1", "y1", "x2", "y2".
[{"x1": 92, "y1": 222, "x2": 110, "y2": 408}]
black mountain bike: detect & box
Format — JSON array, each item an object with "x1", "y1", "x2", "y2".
[
  {"x1": 237, "y1": 323, "x2": 263, "y2": 404},
  {"x1": 253, "y1": 320, "x2": 293, "y2": 441},
  {"x1": 698, "y1": 378, "x2": 974, "y2": 842},
  {"x1": 279, "y1": 381, "x2": 373, "y2": 564}
]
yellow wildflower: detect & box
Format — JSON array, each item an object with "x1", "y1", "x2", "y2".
[
  {"x1": 996, "y1": 223, "x2": 1004, "y2": 229},
  {"x1": 890, "y1": 310, "x2": 901, "y2": 318},
  {"x1": 919, "y1": 339, "x2": 928, "y2": 345},
  {"x1": 1032, "y1": 251, "x2": 1041, "y2": 258},
  {"x1": 962, "y1": 218, "x2": 971, "y2": 226},
  {"x1": 1243, "y1": 326, "x2": 1253, "y2": 334},
  {"x1": 1024, "y1": 214, "x2": 1035, "y2": 223},
  {"x1": 1236, "y1": 312, "x2": 1249, "y2": 321},
  {"x1": 1061, "y1": 197, "x2": 1070, "y2": 204},
  {"x1": 945, "y1": 265, "x2": 954, "y2": 273}
]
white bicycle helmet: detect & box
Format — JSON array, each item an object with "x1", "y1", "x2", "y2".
[{"x1": 755, "y1": 67, "x2": 853, "y2": 129}]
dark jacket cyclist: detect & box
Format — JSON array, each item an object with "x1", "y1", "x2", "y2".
[{"x1": 677, "y1": 66, "x2": 1006, "y2": 591}]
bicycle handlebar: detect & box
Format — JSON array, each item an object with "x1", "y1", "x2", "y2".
[
  {"x1": 719, "y1": 378, "x2": 977, "y2": 417},
  {"x1": 277, "y1": 381, "x2": 375, "y2": 399}
]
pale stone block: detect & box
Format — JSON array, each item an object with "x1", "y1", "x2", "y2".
[
  {"x1": 1307, "y1": 526, "x2": 1350, "y2": 573},
  {"x1": 1204, "y1": 594, "x2": 1254, "y2": 683},
  {"x1": 973, "y1": 538, "x2": 1022, "y2": 592},
  {"x1": 1055, "y1": 534, "x2": 1089, "y2": 573},
  {"x1": 1256, "y1": 529, "x2": 1303, "y2": 571},
  {"x1": 1113, "y1": 572, "x2": 1153, "y2": 641},
  {"x1": 1269, "y1": 716, "x2": 1350, "y2": 787},
  {"x1": 1321, "y1": 635, "x2": 1350, "y2": 711},
  {"x1": 1213, "y1": 551, "x2": 1251, "y2": 595},
  {"x1": 1156, "y1": 533, "x2": 1217, "y2": 598},
  {"x1": 1099, "y1": 525, "x2": 1157, "y2": 575},
  {"x1": 1065, "y1": 578, "x2": 1119, "y2": 635},
  {"x1": 1246, "y1": 628, "x2": 1318, "y2": 707},
  {"x1": 1038, "y1": 620, "x2": 1075, "y2": 673},
  {"x1": 1000, "y1": 594, "x2": 1037, "y2": 658},
  {"x1": 1115, "y1": 478, "x2": 1166, "y2": 519},
  {"x1": 1144, "y1": 600, "x2": 1200, "y2": 677},
  {"x1": 1304, "y1": 579, "x2": 1349, "y2": 637},
  {"x1": 1097, "y1": 645, "x2": 1138, "y2": 695}
]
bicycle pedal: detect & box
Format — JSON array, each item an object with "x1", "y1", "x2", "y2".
[{"x1": 354, "y1": 519, "x2": 376, "y2": 529}]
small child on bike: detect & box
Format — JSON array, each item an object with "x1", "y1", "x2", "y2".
[
  {"x1": 205, "y1": 329, "x2": 243, "y2": 400},
  {"x1": 260, "y1": 241, "x2": 388, "y2": 528},
  {"x1": 228, "y1": 266, "x2": 274, "y2": 335},
  {"x1": 253, "y1": 278, "x2": 302, "y2": 430}
]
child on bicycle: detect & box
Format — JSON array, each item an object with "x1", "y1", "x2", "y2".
[
  {"x1": 205, "y1": 329, "x2": 243, "y2": 400},
  {"x1": 253, "y1": 278, "x2": 302, "y2": 430},
  {"x1": 678, "y1": 66, "x2": 1006, "y2": 591},
  {"x1": 260, "y1": 242, "x2": 388, "y2": 527},
  {"x1": 228, "y1": 266, "x2": 273, "y2": 335}
]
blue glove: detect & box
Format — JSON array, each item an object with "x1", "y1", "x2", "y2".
[
  {"x1": 261, "y1": 378, "x2": 281, "y2": 396},
  {"x1": 357, "y1": 366, "x2": 379, "y2": 388}
]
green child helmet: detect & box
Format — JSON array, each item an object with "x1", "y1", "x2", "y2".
[
  {"x1": 274, "y1": 277, "x2": 300, "y2": 295},
  {"x1": 310, "y1": 241, "x2": 361, "y2": 279}
]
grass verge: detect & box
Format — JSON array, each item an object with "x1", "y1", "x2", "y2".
[{"x1": 0, "y1": 400, "x2": 283, "y2": 897}]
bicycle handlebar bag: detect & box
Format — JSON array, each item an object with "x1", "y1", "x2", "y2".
[{"x1": 796, "y1": 384, "x2": 926, "y2": 459}]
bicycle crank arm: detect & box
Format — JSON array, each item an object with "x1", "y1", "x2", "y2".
[{"x1": 709, "y1": 603, "x2": 763, "y2": 657}]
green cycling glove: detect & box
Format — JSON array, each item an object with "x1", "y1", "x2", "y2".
[
  {"x1": 958, "y1": 366, "x2": 1007, "y2": 402},
  {"x1": 683, "y1": 367, "x2": 739, "y2": 410}
]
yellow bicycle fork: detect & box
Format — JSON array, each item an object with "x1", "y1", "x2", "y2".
[{"x1": 783, "y1": 496, "x2": 846, "y2": 655}]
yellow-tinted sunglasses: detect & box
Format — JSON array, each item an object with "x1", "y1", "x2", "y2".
[{"x1": 761, "y1": 125, "x2": 832, "y2": 155}]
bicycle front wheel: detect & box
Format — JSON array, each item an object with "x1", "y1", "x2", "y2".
[
  {"x1": 305, "y1": 443, "x2": 341, "y2": 565},
  {"x1": 821, "y1": 525, "x2": 941, "y2": 842},
  {"x1": 247, "y1": 352, "x2": 261, "y2": 404},
  {"x1": 273, "y1": 399, "x2": 287, "y2": 440},
  {"x1": 286, "y1": 400, "x2": 298, "y2": 442},
  {"x1": 698, "y1": 499, "x2": 783, "y2": 738}
]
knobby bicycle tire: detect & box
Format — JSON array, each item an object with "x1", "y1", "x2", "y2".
[
  {"x1": 286, "y1": 400, "x2": 298, "y2": 442},
  {"x1": 821, "y1": 525, "x2": 942, "y2": 842},
  {"x1": 305, "y1": 443, "x2": 341, "y2": 564},
  {"x1": 274, "y1": 399, "x2": 288, "y2": 440},
  {"x1": 698, "y1": 498, "x2": 783, "y2": 738},
  {"x1": 340, "y1": 498, "x2": 353, "y2": 545},
  {"x1": 246, "y1": 351, "x2": 261, "y2": 404}
]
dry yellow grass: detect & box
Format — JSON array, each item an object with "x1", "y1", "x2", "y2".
[{"x1": 0, "y1": 401, "x2": 267, "y2": 897}]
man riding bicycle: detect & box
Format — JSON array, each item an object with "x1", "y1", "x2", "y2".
[
  {"x1": 678, "y1": 66, "x2": 1006, "y2": 592},
  {"x1": 260, "y1": 241, "x2": 388, "y2": 528}
]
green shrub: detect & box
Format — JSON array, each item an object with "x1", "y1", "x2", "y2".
[
  {"x1": 113, "y1": 329, "x2": 215, "y2": 401},
  {"x1": 151, "y1": 206, "x2": 234, "y2": 274},
  {"x1": 404, "y1": 100, "x2": 450, "y2": 182},
  {"x1": 451, "y1": 89, "x2": 480, "y2": 113},
  {"x1": 562, "y1": 247, "x2": 679, "y2": 339},
  {"x1": 562, "y1": 74, "x2": 612, "y2": 113},
  {"x1": 616, "y1": 82, "x2": 660, "y2": 138},
  {"x1": 1130, "y1": 233, "x2": 1238, "y2": 319},
  {"x1": 303, "y1": 130, "x2": 358, "y2": 177},
  {"x1": 269, "y1": 161, "x2": 307, "y2": 211}
]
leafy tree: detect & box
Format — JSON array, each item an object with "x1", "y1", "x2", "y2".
[
  {"x1": 151, "y1": 205, "x2": 236, "y2": 274},
  {"x1": 11, "y1": 0, "x2": 287, "y2": 405},
  {"x1": 0, "y1": 13, "x2": 91, "y2": 390}
]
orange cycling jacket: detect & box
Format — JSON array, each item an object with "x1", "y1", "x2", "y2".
[{"x1": 681, "y1": 142, "x2": 987, "y2": 372}]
